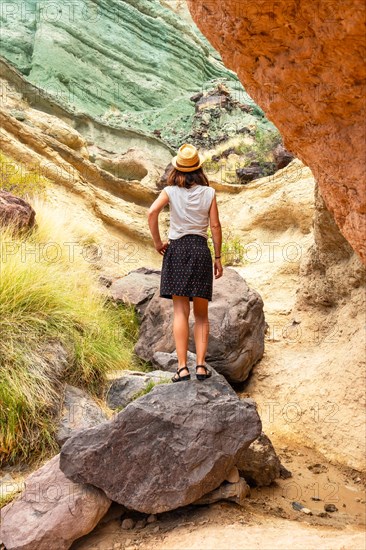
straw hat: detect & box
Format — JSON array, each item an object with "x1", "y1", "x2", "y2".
[{"x1": 171, "y1": 143, "x2": 204, "y2": 172}]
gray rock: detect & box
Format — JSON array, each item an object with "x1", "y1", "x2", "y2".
[
  {"x1": 235, "y1": 432, "x2": 282, "y2": 486},
  {"x1": 59, "y1": 377, "x2": 262, "y2": 514},
  {"x1": 121, "y1": 518, "x2": 135, "y2": 530},
  {"x1": 135, "y1": 518, "x2": 147, "y2": 529},
  {"x1": 135, "y1": 267, "x2": 266, "y2": 383},
  {"x1": 108, "y1": 267, "x2": 160, "y2": 318},
  {"x1": 324, "y1": 503, "x2": 338, "y2": 512},
  {"x1": 279, "y1": 464, "x2": 293, "y2": 479},
  {"x1": 106, "y1": 370, "x2": 172, "y2": 409},
  {"x1": 0, "y1": 454, "x2": 111, "y2": 550},
  {"x1": 56, "y1": 384, "x2": 108, "y2": 446}
]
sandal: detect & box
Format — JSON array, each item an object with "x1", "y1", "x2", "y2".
[
  {"x1": 195, "y1": 365, "x2": 212, "y2": 381},
  {"x1": 171, "y1": 365, "x2": 191, "y2": 383}
]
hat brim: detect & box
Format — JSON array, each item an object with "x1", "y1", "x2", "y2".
[{"x1": 171, "y1": 154, "x2": 204, "y2": 172}]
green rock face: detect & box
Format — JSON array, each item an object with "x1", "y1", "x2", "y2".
[{"x1": 0, "y1": 0, "x2": 275, "y2": 149}]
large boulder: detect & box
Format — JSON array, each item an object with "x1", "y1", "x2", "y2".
[
  {"x1": 0, "y1": 190, "x2": 36, "y2": 234},
  {"x1": 0, "y1": 454, "x2": 111, "y2": 550},
  {"x1": 59, "y1": 377, "x2": 262, "y2": 514},
  {"x1": 134, "y1": 267, "x2": 266, "y2": 383}
]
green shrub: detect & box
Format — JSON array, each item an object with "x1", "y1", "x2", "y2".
[
  {"x1": 236, "y1": 126, "x2": 282, "y2": 165},
  {"x1": 207, "y1": 227, "x2": 246, "y2": 266}
]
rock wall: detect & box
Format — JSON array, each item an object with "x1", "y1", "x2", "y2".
[
  {"x1": 187, "y1": 0, "x2": 366, "y2": 265},
  {"x1": 0, "y1": 0, "x2": 247, "y2": 148},
  {"x1": 295, "y1": 181, "x2": 366, "y2": 310}
]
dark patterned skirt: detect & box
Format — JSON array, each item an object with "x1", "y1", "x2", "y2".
[{"x1": 160, "y1": 234, "x2": 213, "y2": 301}]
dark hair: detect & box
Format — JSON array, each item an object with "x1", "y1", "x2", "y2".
[{"x1": 166, "y1": 166, "x2": 210, "y2": 189}]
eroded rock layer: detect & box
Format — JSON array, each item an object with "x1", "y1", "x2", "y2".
[
  {"x1": 187, "y1": 0, "x2": 366, "y2": 264},
  {"x1": 0, "y1": 0, "x2": 252, "y2": 148}
]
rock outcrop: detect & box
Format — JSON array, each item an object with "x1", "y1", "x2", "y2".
[
  {"x1": 134, "y1": 267, "x2": 267, "y2": 383},
  {"x1": 294, "y1": 181, "x2": 366, "y2": 309},
  {"x1": 0, "y1": 0, "x2": 250, "y2": 148},
  {"x1": 187, "y1": 0, "x2": 366, "y2": 264},
  {"x1": 60, "y1": 377, "x2": 262, "y2": 514},
  {"x1": 0, "y1": 454, "x2": 111, "y2": 550}
]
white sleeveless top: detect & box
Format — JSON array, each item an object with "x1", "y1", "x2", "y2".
[{"x1": 163, "y1": 184, "x2": 215, "y2": 240}]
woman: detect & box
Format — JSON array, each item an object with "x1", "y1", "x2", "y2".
[{"x1": 147, "y1": 143, "x2": 223, "y2": 383}]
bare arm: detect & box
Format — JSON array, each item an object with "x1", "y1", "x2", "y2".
[
  {"x1": 147, "y1": 189, "x2": 169, "y2": 254},
  {"x1": 209, "y1": 194, "x2": 223, "y2": 278}
]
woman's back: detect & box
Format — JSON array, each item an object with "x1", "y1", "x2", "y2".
[{"x1": 163, "y1": 183, "x2": 215, "y2": 240}]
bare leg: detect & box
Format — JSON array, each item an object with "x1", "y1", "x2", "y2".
[
  {"x1": 172, "y1": 295, "x2": 190, "y2": 376},
  {"x1": 193, "y1": 297, "x2": 209, "y2": 375}
]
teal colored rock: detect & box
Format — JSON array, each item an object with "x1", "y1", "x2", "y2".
[{"x1": 0, "y1": 0, "x2": 274, "y2": 148}]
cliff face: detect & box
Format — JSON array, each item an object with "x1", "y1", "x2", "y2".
[
  {"x1": 0, "y1": 0, "x2": 252, "y2": 148},
  {"x1": 187, "y1": 0, "x2": 366, "y2": 265}
]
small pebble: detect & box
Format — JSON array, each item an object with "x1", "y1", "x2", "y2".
[
  {"x1": 292, "y1": 501, "x2": 312, "y2": 514},
  {"x1": 355, "y1": 497, "x2": 361, "y2": 502},
  {"x1": 135, "y1": 519, "x2": 147, "y2": 529},
  {"x1": 152, "y1": 525, "x2": 160, "y2": 533},
  {"x1": 317, "y1": 512, "x2": 329, "y2": 518},
  {"x1": 147, "y1": 514, "x2": 157, "y2": 524},
  {"x1": 225, "y1": 466, "x2": 240, "y2": 483},
  {"x1": 121, "y1": 518, "x2": 135, "y2": 530},
  {"x1": 324, "y1": 503, "x2": 338, "y2": 512},
  {"x1": 307, "y1": 463, "x2": 328, "y2": 474}
]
